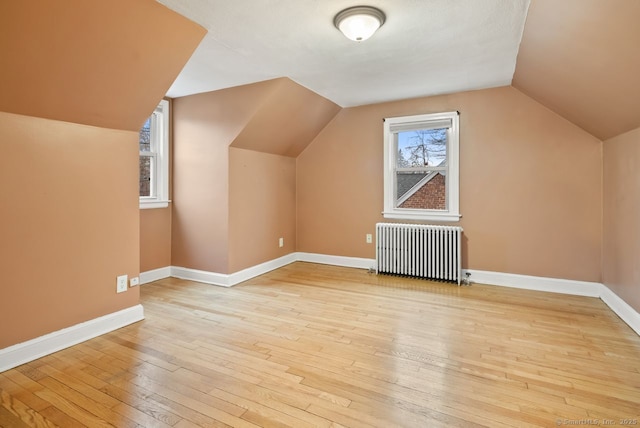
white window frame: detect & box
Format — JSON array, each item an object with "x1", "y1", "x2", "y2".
[
  {"x1": 140, "y1": 99, "x2": 169, "y2": 209},
  {"x1": 383, "y1": 111, "x2": 460, "y2": 222}
]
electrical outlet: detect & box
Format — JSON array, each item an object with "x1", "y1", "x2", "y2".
[
  {"x1": 116, "y1": 275, "x2": 128, "y2": 293},
  {"x1": 130, "y1": 276, "x2": 140, "y2": 287},
  {"x1": 366, "y1": 233, "x2": 372, "y2": 244},
  {"x1": 279, "y1": 237, "x2": 284, "y2": 248}
]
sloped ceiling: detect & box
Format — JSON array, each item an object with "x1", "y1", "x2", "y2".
[
  {"x1": 0, "y1": 0, "x2": 206, "y2": 131},
  {"x1": 158, "y1": 0, "x2": 530, "y2": 108},
  {"x1": 174, "y1": 78, "x2": 340, "y2": 158},
  {"x1": 513, "y1": 0, "x2": 640, "y2": 140},
  {"x1": 230, "y1": 78, "x2": 341, "y2": 157}
]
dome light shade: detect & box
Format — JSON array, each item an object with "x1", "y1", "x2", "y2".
[{"x1": 334, "y1": 6, "x2": 386, "y2": 42}]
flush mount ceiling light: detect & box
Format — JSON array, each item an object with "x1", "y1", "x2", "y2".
[{"x1": 334, "y1": 6, "x2": 386, "y2": 42}]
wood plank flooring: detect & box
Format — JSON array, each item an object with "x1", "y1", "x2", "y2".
[{"x1": 1, "y1": 262, "x2": 639, "y2": 427}]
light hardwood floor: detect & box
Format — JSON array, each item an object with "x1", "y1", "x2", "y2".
[{"x1": 1, "y1": 262, "x2": 639, "y2": 427}]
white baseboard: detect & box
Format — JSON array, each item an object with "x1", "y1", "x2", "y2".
[
  {"x1": 168, "y1": 252, "x2": 373, "y2": 288},
  {"x1": 0, "y1": 304, "x2": 144, "y2": 373},
  {"x1": 139, "y1": 266, "x2": 171, "y2": 284},
  {"x1": 462, "y1": 269, "x2": 602, "y2": 297},
  {"x1": 171, "y1": 266, "x2": 232, "y2": 287},
  {"x1": 142, "y1": 258, "x2": 640, "y2": 337},
  {"x1": 600, "y1": 285, "x2": 640, "y2": 336},
  {"x1": 297, "y1": 252, "x2": 376, "y2": 270},
  {"x1": 8, "y1": 257, "x2": 635, "y2": 374},
  {"x1": 227, "y1": 253, "x2": 299, "y2": 285},
  {"x1": 171, "y1": 253, "x2": 299, "y2": 288},
  {"x1": 463, "y1": 269, "x2": 640, "y2": 337}
]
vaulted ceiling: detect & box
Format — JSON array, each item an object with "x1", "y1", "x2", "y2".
[
  {"x1": 158, "y1": 0, "x2": 638, "y2": 140},
  {"x1": 513, "y1": 0, "x2": 640, "y2": 140}
]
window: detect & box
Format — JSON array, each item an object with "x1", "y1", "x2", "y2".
[
  {"x1": 139, "y1": 99, "x2": 169, "y2": 209},
  {"x1": 383, "y1": 111, "x2": 460, "y2": 221}
]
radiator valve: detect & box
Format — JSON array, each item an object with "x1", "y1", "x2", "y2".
[{"x1": 462, "y1": 272, "x2": 471, "y2": 286}]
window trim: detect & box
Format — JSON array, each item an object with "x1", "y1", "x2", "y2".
[
  {"x1": 382, "y1": 111, "x2": 461, "y2": 222},
  {"x1": 140, "y1": 99, "x2": 170, "y2": 210}
]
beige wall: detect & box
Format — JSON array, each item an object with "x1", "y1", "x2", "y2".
[
  {"x1": 0, "y1": 0, "x2": 206, "y2": 131},
  {"x1": 171, "y1": 83, "x2": 270, "y2": 273},
  {"x1": 229, "y1": 148, "x2": 297, "y2": 272},
  {"x1": 172, "y1": 79, "x2": 336, "y2": 274},
  {"x1": 603, "y1": 127, "x2": 640, "y2": 312},
  {"x1": 0, "y1": 113, "x2": 140, "y2": 348},
  {"x1": 297, "y1": 86, "x2": 603, "y2": 283},
  {"x1": 140, "y1": 208, "x2": 172, "y2": 272},
  {"x1": 0, "y1": 0, "x2": 204, "y2": 350}
]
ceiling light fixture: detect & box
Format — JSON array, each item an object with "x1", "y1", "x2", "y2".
[{"x1": 334, "y1": 6, "x2": 386, "y2": 42}]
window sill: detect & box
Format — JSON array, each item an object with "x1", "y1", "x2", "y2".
[
  {"x1": 382, "y1": 210, "x2": 461, "y2": 222},
  {"x1": 140, "y1": 200, "x2": 170, "y2": 210}
]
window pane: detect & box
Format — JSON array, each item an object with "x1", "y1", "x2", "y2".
[
  {"x1": 139, "y1": 117, "x2": 151, "y2": 152},
  {"x1": 139, "y1": 156, "x2": 152, "y2": 197},
  {"x1": 397, "y1": 128, "x2": 447, "y2": 168},
  {"x1": 395, "y1": 127, "x2": 447, "y2": 210},
  {"x1": 396, "y1": 171, "x2": 447, "y2": 210}
]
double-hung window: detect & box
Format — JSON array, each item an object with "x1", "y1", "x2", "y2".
[
  {"x1": 383, "y1": 111, "x2": 460, "y2": 221},
  {"x1": 139, "y1": 99, "x2": 169, "y2": 209}
]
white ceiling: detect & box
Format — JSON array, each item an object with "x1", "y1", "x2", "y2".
[{"x1": 158, "y1": 0, "x2": 530, "y2": 107}]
